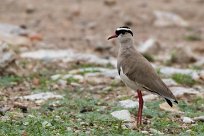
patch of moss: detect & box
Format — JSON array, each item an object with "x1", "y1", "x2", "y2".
[
  {"x1": 184, "y1": 34, "x2": 202, "y2": 41},
  {"x1": 78, "y1": 68, "x2": 100, "y2": 75},
  {"x1": 66, "y1": 77, "x2": 79, "y2": 84},
  {"x1": 0, "y1": 75, "x2": 22, "y2": 87},
  {"x1": 172, "y1": 73, "x2": 195, "y2": 86}
]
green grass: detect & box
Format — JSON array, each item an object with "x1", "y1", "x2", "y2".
[
  {"x1": 172, "y1": 73, "x2": 195, "y2": 86},
  {"x1": 1, "y1": 92, "x2": 204, "y2": 135},
  {"x1": 0, "y1": 75, "x2": 22, "y2": 88},
  {"x1": 0, "y1": 63, "x2": 204, "y2": 135},
  {"x1": 184, "y1": 34, "x2": 202, "y2": 41}
]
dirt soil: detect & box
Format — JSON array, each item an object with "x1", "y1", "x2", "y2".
[{"x1": 1, "y1": 0, "x2": 204, "y2": 57}]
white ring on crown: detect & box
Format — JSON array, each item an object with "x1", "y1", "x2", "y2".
[{"x1": 116, "y1": 27, "x2": 132, "y2": 31}]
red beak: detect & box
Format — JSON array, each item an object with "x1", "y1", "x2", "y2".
[{"x1": 107, "y1": 34, "x2": 118, "y2": 40}]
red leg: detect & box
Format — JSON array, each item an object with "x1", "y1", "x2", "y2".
[{"x1": 136, "y1": 90, "x2": 143, "y2": 126}]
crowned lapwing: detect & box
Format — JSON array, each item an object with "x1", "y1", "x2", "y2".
[{"x1": 108, "y1": 26, "x2": 178, "y2": 126}]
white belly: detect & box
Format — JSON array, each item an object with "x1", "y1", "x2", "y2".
[{"x1": 119, "y1": 67, "x2": 144, "y2": 91}]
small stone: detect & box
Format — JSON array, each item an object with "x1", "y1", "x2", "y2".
[
  {"x1": 170, "y1": 87, "x2": 199, "y2": 97},
  {"x1": 154, "y1": 10, "x2": 188, "y2": 27},
  {"x1": 94, "y1": 43, "x2": 111, "y2": 52},
  {"x1": 141, "y1": 131, "x2": 149, "y2": 134},
  {"x1": 186, "y1": 130, "x2": 192, "y2": 133},
  {"x1": 143, "y1": 94, "x2": 158, "y2": 101},
  {"x1": 51, "y1": 74, "x2": 61, "y2": 80},
  {"x1": 0, "y1": 42, "x2": 16, "y2": 69},
  {"x1": 58, "y1": 79, "x2": 67, "y2": 87},
  {"x1": 182, "y1": 117, "x2": 194, "y2": 124},
  {"x1": 0, "y1": 23, "x2": 27, "y2": 36},
  {"x1": 26, "y1": 5, "x2": 35, "y2": 14},
  {"x1": 102, "y1": 86, "x2": 112, "y2": 92},
  {"x1": 159, "y1": 66, "x2": 199, "y2": 80},
  {"x1": 123, "y1": 122, "x2": 135, "y2": 129},
  {"x1": 20, "y1": 49, "x2": 117, "y2": 67},
  {"x1": 104, "y1": 0, "x2": 116, "y2": 6},
  {"x1": 118, "y1": 99, "x2": 138, "y2": 108},
  {"x1": 170, "y1": 46, "x2": 196, "y2": 64},
  {"x1": 42, "y1": 121, "x2": 52, "y2": 127},
  {"x1": 70, "y1": 75, "x2": 84, "y2": 82},
  {"x1": 111, "y1": 110, "x2": 132, "y2": 121},
  {"x1": 67, "y1": 127, "x2": 72, "y2": 131},
  {"x1": 138, "y1": 38, "x2": 162, "y2": 55},
  {"x1": 150, "y1": 128, "x2": 164, "y2": 135},
  {"x1": 0, "y1": 107, "x2": 10, "y2": 115},
  {"x1": 162, "y1": 78, "x2": 178, "y2": 86},
  {"x1": 13, "y1": 102, "x2": 28, "y2": 113},
  {"x1": 70, "y1": 82, "x2": 81, "y2": 87},
  {"x1": 70, "y1": 5, "x2": 80, "y2": 16},
  {"x1": 18, "y1": 92, "x2": 63, "y2": 101}
]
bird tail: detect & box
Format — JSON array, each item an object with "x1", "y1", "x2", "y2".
[{"x1": 165, "y1": 98, "x2": 178, "y2": 107}]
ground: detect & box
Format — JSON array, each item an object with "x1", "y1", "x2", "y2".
[{"x1": 0, "y1": 0, "x2": 204, "y2": 135}]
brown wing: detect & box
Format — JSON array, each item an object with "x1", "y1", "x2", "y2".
[{"x1": 118, "y1": 51, "x2": 177, "y2": 103}]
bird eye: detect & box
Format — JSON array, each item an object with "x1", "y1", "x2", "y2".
[{"x1": 121, "y1": 31, "x2": 125, "y2": 34}]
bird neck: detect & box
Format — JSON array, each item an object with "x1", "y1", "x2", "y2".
[{"x1": 119, "y1": 37, "x2": 135, "y2": 52}]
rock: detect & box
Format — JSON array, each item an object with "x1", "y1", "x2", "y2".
[
  {"x1": 70, "y1": 5, "x2": 80, "y2": 17},
  {"x1": 104, "y1": 0, "x2": 116, "y2": 6},
  {"x1": 101, "y1": 69, "x2": 119, "y2": 79},
  {"x1": 150, "y1": 128, "x2": 164, "y2": 135},
  {"x1": 25, "y1": 5, "x2": 35, "y2": 14},
  {"x1": 0, "y1": 33, "x2": 31, "y2": 46},
  {"x1": 0, "y1": 42, "x2": 16, "y2": 69},
  {"x1": 182, "y1": 117, "x2": 194, "y2": 124},
  {"x1": 94, "y1": 42, "x2": 111, "y2": 52},
  {"x1": 0, "y1": 23, "x2": 27, "y2": 36},
  {"x1": 159, "y1": 102, "x2": 183, "y2": 114},
  {"x1": 51, "y1": 74, "x2": 61, "y2": 80},
  {"x1": 85, "y1": 76, "x2": 112, "y2": 85},
  {"x1": 0, "y1": 23, "x2": 31, "y2": 46},
  {"x1": 63, "y1": 74, "x2": 84, "y2": 82},
  {"x1": 199, "y1": 71, "x2": 204, "y2": 81},
  {"x1": 141, "y1": 131, "x2": 149, "y2": 134},
  {"x1": 123, "y1": 122, "x2": 135, "y2": 129},
  {"x1": 69, "y1": 67, "x2": 119, "y2": 79},
  {"x1": 118, "y1": 99, "x2": 138, "y2": 108},
  {"x1": 159, "y1": 66, "x2": 201, "y2": 80},
  {"x1": 186, "y1": 130, "x2": 192, "y2": 133},
  {"x1": 193, "y1": 116, "x2": 204, "y2": 122},
  {"x1": 13, "y1": 102, "x2": 28, "y2": 113},
  {"x1": 170, "y1": 46, "x2": 196, "y2": 64},
  {"x1": 57, "y1": 79, "x2": 67, "y2": 87},
  {"x1": 138, "y1": 38, "x2": 162, "y2": 55},
  {"x1": 0, "y1": 42, "x2": 19, "y2": 75},
  {"x1": 20, "y1": 49, "x2": 117, "y2": 67},
  {"x1": 162, "y1": 78, "x2": 178, "y2": 86},
  {"x1": 154, "y1": 11, "x2": 189, "y2": 27},
  {"x1": 143, "y1": 94, "x2": 158, "y2": 101},
  {"x1": 42, "y1": 121, "x2": 52, "y2": 127},
  {"x1": 0, "y1": 107, "x2": 10, "y2": 115},
  {"x1": 111, "y1": 110, "x2": 132, "y2": 121},
  {"x1": 170, "y1": 87, "x2": 200, "y2": 97},
  {"x1": 18, "y1": 92, "x2": 63, "y2": 101}
]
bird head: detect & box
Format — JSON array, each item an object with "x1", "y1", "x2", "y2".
[{"x1": 108, "y1": 26, "x2": 133, "y2": 42}]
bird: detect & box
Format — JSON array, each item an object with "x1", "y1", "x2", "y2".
[{"x1": 108, "y1": 26, "x2": 178, "y2": 126}]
